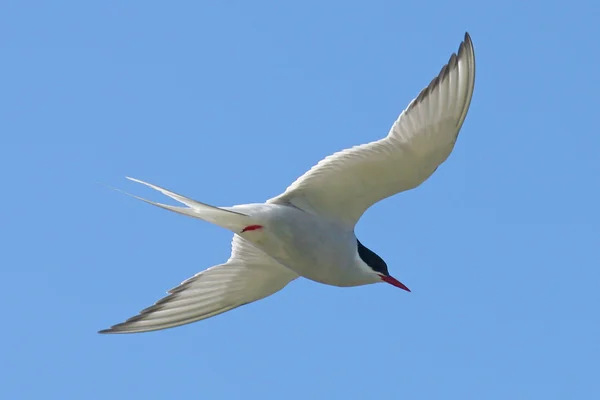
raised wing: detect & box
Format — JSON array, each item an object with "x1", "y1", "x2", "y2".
[
  {"x1": 270, "y1": 33, "x2": 475, "y2": 227},
  {"x1": 99, "y1": 235, "x2": 298, "y2": 334}
]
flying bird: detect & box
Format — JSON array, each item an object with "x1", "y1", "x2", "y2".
[{"x1": 100, "y1": 33, "x2": 476, "y2": 334}]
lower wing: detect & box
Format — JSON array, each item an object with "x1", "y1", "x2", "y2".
[{"x1": 99, "y1": 235, "x2": 298, "y2": 334}]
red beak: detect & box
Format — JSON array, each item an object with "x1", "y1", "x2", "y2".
[{"x1": 379, "y1": 274, "x2": 411, "y2": 292}]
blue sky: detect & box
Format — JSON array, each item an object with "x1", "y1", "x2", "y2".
[{"x1": 2, "y1": 1, "x2": 599, "y2": 398}]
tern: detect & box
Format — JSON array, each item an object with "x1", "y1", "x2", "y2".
[{"x1": 100, "y1": 33, "x2": 475, "y2": 334}]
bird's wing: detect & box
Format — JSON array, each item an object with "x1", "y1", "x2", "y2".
[
  {"x1": 99, "y1": 235, "x2": 298, "y2": 334},
  {"x1": 270, "y1": 33, "x2": 475, "y2": 228}
]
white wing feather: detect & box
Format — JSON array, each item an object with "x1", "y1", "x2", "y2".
[
  {"x1": 270, "y1": 33, "x2": 476, "y2": 227},
  {"x1": 100, "y1": 235, "x2": 298, "y2": 334}
]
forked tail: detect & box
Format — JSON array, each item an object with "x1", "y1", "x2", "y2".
[{"x1": 113, "y1": 177, "x2": 256, "y2": 233}]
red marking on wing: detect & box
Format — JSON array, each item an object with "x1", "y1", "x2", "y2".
[
  {"x1": 241, "y1": 224, "x2": 263, "y2": 233},
  {"x1": 379, "y1": 274, "x2": 411, "y2": 292}
]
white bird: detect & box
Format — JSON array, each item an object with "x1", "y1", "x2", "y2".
[{"x1": 100, "y1": 33, "x2": 476, "y2": 334}]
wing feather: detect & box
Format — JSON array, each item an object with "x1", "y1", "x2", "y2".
[
  {"x1": 99, "y1": 235, "x2": 298, "y2": 334},
  {"x1": 270, "y1": 33, "x2": 476, "y2": 227}
]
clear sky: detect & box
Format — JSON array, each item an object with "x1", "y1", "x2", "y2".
[{"x1": 2, "y1": 1, "x2": 599, "y2": 399}]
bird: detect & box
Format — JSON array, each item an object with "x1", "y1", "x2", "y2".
[{"x1": 100, "y1": 32, "x2": 476, "y2": 334}]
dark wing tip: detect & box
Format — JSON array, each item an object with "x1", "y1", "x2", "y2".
[
  {"x1": 98, "y1": 319, "x2": 159, "y2": 334},
  {"x1": 407, "y1": 32, "x2": 475, "y2": 115},
  {"x1": 98, "y1": 323, "x2": 135, "y2": 334},
  {"x1": 97, "y1": 300, "x2": 174, "y2": 334},
  {"x1": 464, "y1": 32, "x2": 473, "y2": 49},
  {"x1": 97, "y1": 300, "x2": 172, "y2": 334},
  {"x1": 97, "y1": 272, "x2": 208, "y2": 335},
  {"x1": 459, "y1": 32, "x2": 475, "y2": 63}
]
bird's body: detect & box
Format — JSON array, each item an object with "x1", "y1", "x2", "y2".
[
  {"x1": 100, "y1": 33, "x2": 476, "y2": 334},
  {"x1": 233, "y1": 202, "x2": 377, "y2": 287}
]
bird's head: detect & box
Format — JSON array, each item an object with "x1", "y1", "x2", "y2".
[{"x1": 356, "y1": 239, "x2": 410, "y2": 292}]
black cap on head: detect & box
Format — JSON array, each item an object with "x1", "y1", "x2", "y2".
[{"x1": 356, "y1": 239, "x2": 389, "y2": 275}]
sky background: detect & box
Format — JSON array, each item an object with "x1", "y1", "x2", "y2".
[{"x1": 2, "y1": 1, "x2": 599, "y2": 399}]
